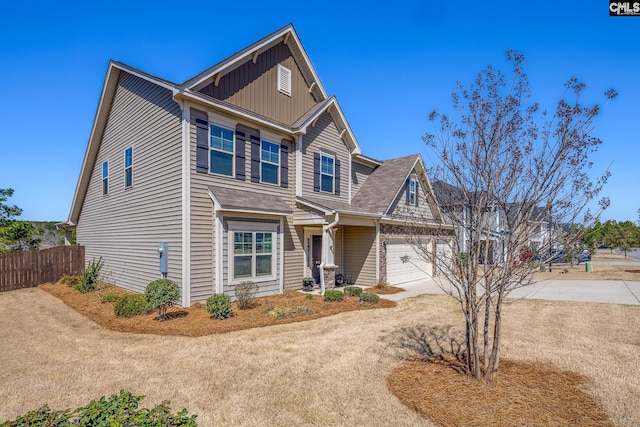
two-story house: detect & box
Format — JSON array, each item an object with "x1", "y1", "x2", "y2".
[{"x1": 59, "y1": 24, "x2": 452, "y2": 306}]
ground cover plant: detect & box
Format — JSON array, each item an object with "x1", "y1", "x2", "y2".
[
  {"x1": 1, "y1": 390, "x2": 197, "y2": 426},
  {"x1": 39, "y1": 283, "x2": 395, "y2": 337}
]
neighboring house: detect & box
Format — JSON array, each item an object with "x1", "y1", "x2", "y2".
[
  {"x1": 432, "y1": 181, "x2": 557, "y2": 263},
  {"x1": 59, "y1": 24, "x2": 451, "y2": 306}
]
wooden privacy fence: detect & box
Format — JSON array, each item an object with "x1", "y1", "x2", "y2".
[{"x1": 0, "y1": 246, "x2": 85, "y2": 292}]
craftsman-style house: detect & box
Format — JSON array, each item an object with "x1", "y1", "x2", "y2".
[{"x1": 60, "y1": 24, "x2": 453, "y2": 306}]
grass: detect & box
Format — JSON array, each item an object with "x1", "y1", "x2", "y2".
[{"x1": 1, "y1": 252, "x2": 638, "y2": 426}]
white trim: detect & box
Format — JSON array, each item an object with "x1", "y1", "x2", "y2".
[
  {"x1": 320, "y1": 153, "x2": 335, "y2": 194},
  {"x1": 303, "y1": 227, "x2": 323, "y2": 279},
  {"x1": 260, "y1": 139, "x2": 281, "y2": 186},
  {"x1": 375, "y1": 219, "x2": 380, "y2": 282},
  {"x1": 296, "y1": 135, "x2": 303, "y2": 197},
  {"x1": 348, "y1": 152, "x2": 352, "y2": 203},
  {"x1": 408, "y1": 178, "x2": 417, "y2": 205},
  {"x1": 123, "y1": 146, "x2": 133, "y2": 189},
  {"x1": 101, "y1": 160, "x2": 109, "y2": 196},
  {"x1": 208, "y1": 122, "x2": 235, "y2": 178},
  {"x1": 181, "y1": 103, "x2": 191, "y2": 307},
  {"x1": 227, "y1": 222, "x2": 278, "y2": 284},
  {"x1": 279, "y1": 218, "x2": 284, "y2": 294},
  {"x1": 215, "y1": 213, "x2": 223, "y2": 294}
]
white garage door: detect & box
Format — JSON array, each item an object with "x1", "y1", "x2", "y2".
[{"x1": 386, "y1": 242, "x2": 432, "y2": 285}]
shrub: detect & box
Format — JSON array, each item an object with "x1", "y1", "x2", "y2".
[
  {"x1": 0, "y1": 390, "x2": 198, "y2": 426},
  {"x1": 267, "y1": 306, "x2": 293, "y2": 319},
  {"x1": 114, "y1": 294, "x2": 149, "y2": 318},
  {"x1": 344, "y1": 286, "x2": 363, "y2": 297},
  {"x1": 59, "y1": 274, "x2": 81, "y2": 288},
  {"x1": 235, "y1": 281, "x2": 258, "y2": 309},
  {"x1": 145, "y1": 279, "x2": 180, "y2": 321},
  {"x1": 100, "y1": 293, "x2": 118, "y2": 303},
  {"x1": 360, "y1": 292, "x2": 380, "y2": 304},
  {"x1": 75, "y1": 257, "x2": 104, "y2": 293},
  {"x1": 206, "y1": 294, "x2": 233, "y2": 320},
  {"x1": 324, "y1": 290, "x2": 344, "y2": 302}
]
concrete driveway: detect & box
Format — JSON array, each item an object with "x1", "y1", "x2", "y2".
[{"x1": 385, "y1": 278, "x2": 640, "y2": 305}]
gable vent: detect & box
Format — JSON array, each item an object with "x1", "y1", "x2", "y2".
[{"x1": 278, "y1": 64, "x2": 291, "y2": 96}]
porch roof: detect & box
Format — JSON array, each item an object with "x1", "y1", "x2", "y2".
[
  {"x1": 208, "y1": 185, "x2": 293, "y2": 216},
  {"x1": 297, "y1": 195, "x2": 382, "y2": 217}
]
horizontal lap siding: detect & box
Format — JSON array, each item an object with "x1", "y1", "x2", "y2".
[
  {"x1": 343, "y1": 226, "x2": 376, "y2": 287},
  {"x1": 189, "y1": 109, "x2": 298, "y2": 302},
  {"x1": 198, "y1": 42, "x2": 316, "y2": 126},
  {"x1": 77, "y1": 72, "x2": 182, "y2": 295},
  {"x1": 301, "y1": 112, "x2": 350, "y2": 203},
  {"x1": 351, "y1": 162, "x2": 375, "y2": 197}
]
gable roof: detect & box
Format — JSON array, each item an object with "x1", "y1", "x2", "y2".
[
  {"x1": 182, "y1": 24, "x2": 327, "y2": 101},
  {"x1": 351, "y1": 154, "x2": 418, "y2": 214}
]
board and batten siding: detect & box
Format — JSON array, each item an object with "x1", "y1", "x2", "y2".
[
  {"x1": 188, "y1": 108, "x2": 302, "y2": 302},
  {"x1": 77, "y1": 72, "x2": 183, "y2": 295},
  {"x1": 301, "y1": 111, "x2": 350, "y2": 204},
  {"x1": 342, "y1": 226, "x2": 376, "y2": 286},
  {"x1": 198, "y1": 42, "x2": 316, "y2": 126}
]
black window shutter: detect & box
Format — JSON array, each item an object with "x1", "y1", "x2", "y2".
[
  {"x1": 235, "y1": 128, "x2": 246, "y2": 181},
  {"x1": 335, "y1": 159, "x2": 341, "y2": 195},
  {"x1": 415, "y1": 180, "x2": 419, "y2": 206},
  {"x1": 280, "y1": 140, "x2": 289, "y2": 188},
  {"x1": 196, "y1": 118, "x2": 209, "y2": 174},
  {"x1": 250, "y1": 135, "x2": 261, "y2": 183},
  {"x1": 313, "y1": 153, "x2": 320, "y2": 192}
]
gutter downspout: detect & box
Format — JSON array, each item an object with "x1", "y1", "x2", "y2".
[{"x1": 320, "y1": 212, "x2": 340, "y2": 295}]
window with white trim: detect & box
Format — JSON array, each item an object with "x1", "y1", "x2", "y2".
[
  {"x1": 320, "y1": 154, "x2": 334, "y2": 193},
  {"x1": 210, "y1": 124, "x2": 234, "y2": 176},
  {"x1": 277, "y1": 64, "x2": 291, "y2": 96},
  {"x1": 408, "y1": 179, "x2": 416, "y2": 205},
  {"x1": 102, "y1": 160, "x2": 109, "y2": 195},
  {"x1": 233, "y1": 231, "x2": 274, "y2": 280},
  {"x1": 261, "y1": 140, "x2": 280, "y2": 185},
  {"x1": 124, "y1": 147, "x2": 133, "y2": 188}
]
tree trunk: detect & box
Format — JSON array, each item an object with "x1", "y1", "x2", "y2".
[
  {"x1": 483, "y1": 295, "x2": 491, "y2": 371},
  {"x1": 487, "y1": 295, "x2": 504, "y2": 377}
]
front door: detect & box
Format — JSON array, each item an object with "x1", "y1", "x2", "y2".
[{"x1": 312, "y1": 235, "x2": 323, "y2": 283}]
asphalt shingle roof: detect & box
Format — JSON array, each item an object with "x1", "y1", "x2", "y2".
[{"x1": 208, "y1": 185, "x2": 293, "y2": 215}]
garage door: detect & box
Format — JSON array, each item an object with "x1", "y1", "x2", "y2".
[{"x1": 386, "y1": 242, "x2": 432, "y2": 285}]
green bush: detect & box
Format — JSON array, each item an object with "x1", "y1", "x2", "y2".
[
  {"x1": 100, "y1": 293, "x2": 118, "y2": 303},
  {"x1": 360, "y1": 292, "x2": 380, "y2": 304},
  {"x1": 75, "y1": 257, "x2": 104, "y2": 293},
  {"x1": 0, "y1": 390, "x2": 198, "y2": 426},
  {"x1": 206, "y1": 294, "x2": 233, "y2": 320},
  {"x1": 113, "y1": 294, "x2": 149, "y2": 318},
  {"x1": 344, "y1": 286, "x2": 363, "y2": 297},
  {"x1": 235, "y1": 281, "x2": 258, "y2": 309},
  {"x1": 145, "y1": 279, "x2": 180, "y2": 320},
  {"x1": 324, "y1": 290, "x2": 344, "y2": 302},
  {"x1": 59, "y1": 274, "x2": 81, "y2": 287}
]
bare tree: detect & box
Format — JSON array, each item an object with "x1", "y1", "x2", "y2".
[{"x1": 407, "y1": 52, "x2": 615, "y2": 380}]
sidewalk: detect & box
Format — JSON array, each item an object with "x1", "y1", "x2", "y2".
[{"x1": 384, "y1": 277, "x2": 640, "y2": 305}]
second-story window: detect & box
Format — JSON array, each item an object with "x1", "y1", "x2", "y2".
[
  {"x1": 124, "y1": 147, "x2": 133, "y2": 188},
  {"x1": 320, "y1": 154, "x2": 334, "y2": 193},
  {"x1": 261, "y1": 140, "x2": 280, "y2": 185},
  {"x1": 408, "y1": 179, "x2": 416, "y2": 205},
  {"x1": 210, "y1": 124, "x2": 234, "y2": 176},
  {"x1": 102, "y1": 160, "x2": 109, "y2": 195}
]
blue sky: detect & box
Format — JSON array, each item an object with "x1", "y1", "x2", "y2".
[{"x1": 0, "y1": 0, "x2": 638, "y2": 222}]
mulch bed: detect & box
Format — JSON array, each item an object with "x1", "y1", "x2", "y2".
[
  {"x1": 387, "y1": 358, "x2": 612, "y2": 427},
  {"x1": 364, "y1": 286, "x2": 405, "y2": 295},
  {"x1": 39, "y1": 283, "x2": 396, "y2": 337}
]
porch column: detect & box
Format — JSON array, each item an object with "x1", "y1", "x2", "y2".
[{"x1": 321, "y1": 213, "x2": 339, "y2": 292}]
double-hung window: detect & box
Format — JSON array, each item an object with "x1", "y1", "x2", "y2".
[
  {"x1": 124, "y1": 147, "x2": 133, "y2": 188},
  {"x1": 210, "y1": 124, "x2": 234, "y2": 176},
  {"x1": 320, "y1": 154, "x2": 334, "y2": 193},
  {"x1": 233, "y1": 231, "x2": 274, "y2": 279},
  {"x1": 102, "y1": 161, "x2": 109, "y2": 195},
  {"x1": 408, "y1": 179, "x2": 416, "y2": 205},
  {"x1": 261, "y1": 140, "x2": 279, "y2": 185}
]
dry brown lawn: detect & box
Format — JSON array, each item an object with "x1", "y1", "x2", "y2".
[
  {"x1": 532, "y1": 251, "x2": 640, "y2": 281},
  {"x1": 0, "y1": 278, "x2": 639, "y2": 425}
]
